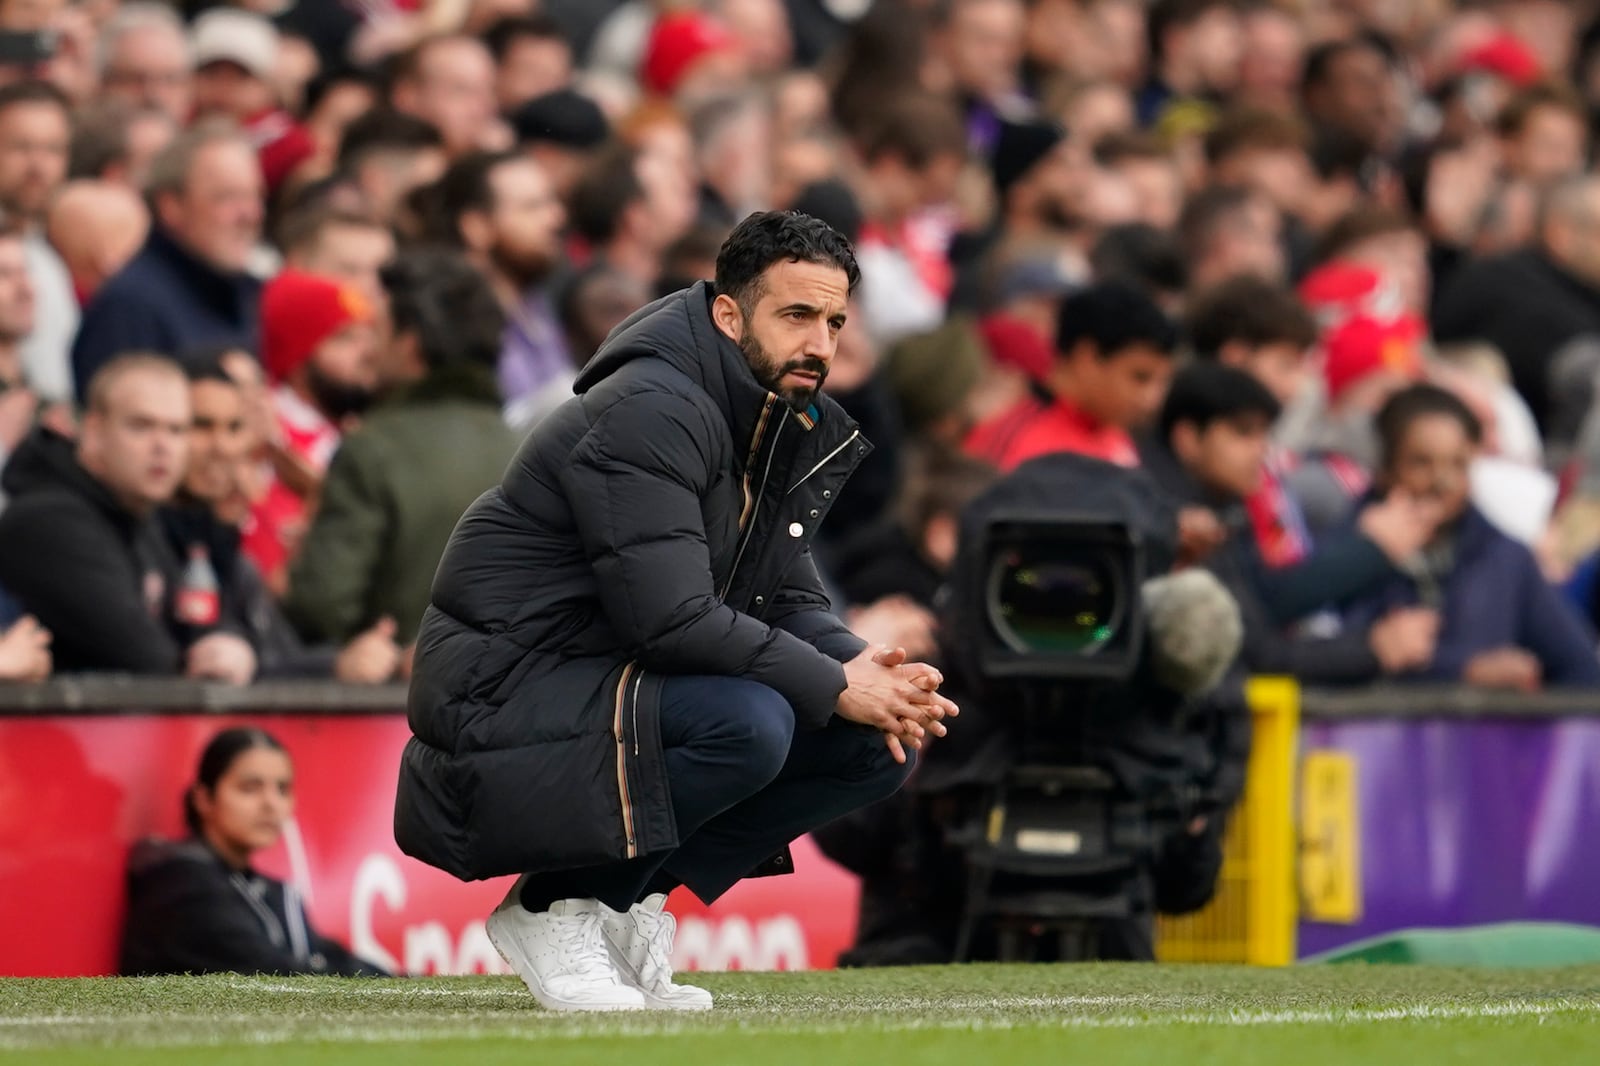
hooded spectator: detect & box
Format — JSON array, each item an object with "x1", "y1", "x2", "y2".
[{"x1": 0, "y1": 354, "x2": 256, "y2": 681}]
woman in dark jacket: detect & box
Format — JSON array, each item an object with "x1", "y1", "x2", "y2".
[
  {"x1": 119, "y1": 728, "x2": 386, "y2": 977},
  {"x1": 1344, "y1": 385, "x2": 1600, "y2": 688}
]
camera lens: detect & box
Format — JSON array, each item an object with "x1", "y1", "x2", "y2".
[{"x1": 988, "y1": 547, "x2": 1122, "y2": 655}]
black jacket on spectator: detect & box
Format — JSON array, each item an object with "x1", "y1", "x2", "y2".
[
  {"x1": 0, "y1": 428, "x2": 196, "y2": 673},
  {"x1": 396, "y1": 282, "x2": 871, "y2": 882},
  {"x1": 1433, "y1": 249, "x2": 1600, "y2": 438},
  {"x1": 120, "y1": 837, "x2": 385, "y2": 977},
  {"x1": 71, "y1": 228, "x2": 261, "y2": 401}
]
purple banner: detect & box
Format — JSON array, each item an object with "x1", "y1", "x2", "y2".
[{"x1": 1297, "y1": 717, "x2": 1600, "y2": 957}]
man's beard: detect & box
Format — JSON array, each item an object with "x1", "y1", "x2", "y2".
[
  {"x1": 490, "y1": 238, "x2": 557, "y2": 289},
  {"x1": 306, "y1": 361, "x2": 376, "y2": 422},
  {"x1": 741, "y1": 331, "x2": 828, "y2": 412}
]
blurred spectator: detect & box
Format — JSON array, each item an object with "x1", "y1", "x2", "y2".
[
  {"x1": 883, "y1": 316, "x2": 988, "y2": 449},
  {"x1": 1202, "y1": 108, "x2": 1322, "y2": 256},
  {"x1": 71, "y1": 123, "x2": 264, "y2": 400},
  {"x1": 690, "y1": 90, "x2": 772, "y2": 228},
  {"x1": 120, "y1": 728, "x2": 388, "y2": 976},
  {"x1": 1301, "y1": 35, "x2": 1406, "y2": 168},
  {"x1": 277, "y1": 206, "x2": 395, "y2": 308},
  {"x1": 97, "y1": 2, "x2": 194, "y2": 125},
  {"x1": 286, "y1": 250, "x2": 517, "y2": 650},
  {"x1": 1434, "y1": 175, "x2": 1600, "y2": 444},
  {"x1": 1344, "y1": 384, "x2": 1600, "y2": 689},
  {"x1": 966, "y1": 280, "x2": 1177, "y2": 470},
  {"x1": 1097, "y1": 131, "x2": 1185, "y2": 232},
  {"x1": 1287, "y1": 261, "x2": 1427, "y2": 534},
  {"x1": 168, "y1": 360, "x2": 400, "y2": 683},
  {"x1": 851, "y1": 93, "x2": 969, "y2": 346},
  {"x1": 712, "y1": 0, "x2": 794, "y2": 78},
  {"x1": 1496, "y1": 81, "x2": 1589, "y2": 188},
  {"x1": 1089, "y1": 222, "x2": 1187, "y2": 312},
  {"x1": 509, "y1": 87, "x2": 611, "y2": 203},
  {"x1": 334, "y1": 109, "x2": 449, "y2": 230},
  {"x1": 0, "y1": 221, "x2": 41, "y2": 480},
  {"x1": 0, "y1": 81, "x2": 74, "y2": 404},
  {"x1": 298, "y1": 69, "x2": 380, "y2": 176},
  {"x1": 638, "y1": 8, "x2": 748, "y2": 103},
  {"x1": 1138, "y1": 0, "x2": 1243, "y2": 127},
  {"x1": 570, "y1": 142, "x2": 694, "y2": 290},
  {"x1": 655, "y1": 221, "x2": 727, "y2": 297},
  {"x1": 188, "y1": 8, "x2": 316, "y2": 197},
  {"x1": 557, "y1": 262, "x2": 649, "y2": 363},
  {"x1": 929, "y1": 0, "x2": 1028, "y2": 130},
  {"x1": 246, "y1": 269, "x2": 379, "y2": 595},
  {"x1": 1144, "y1": 362, "x2": 1425, "y2": 685},
  {"x1": 68, "y1": 99, "x2": 177, "y2": 188},
  {"x1": 1315, "y1": 206, "x2": 1431, "y2": 316},
  {"x1": 45, "y1": 179, "x2": 150, "y2": 305},
  {"x1": 507, "y1": 263, "x2": 651, "y2": 434},
  {"x1": 486, "y1": 14, "x2": 575, "y2": 112},
  {"x1": 0, "y1": 354, "x2": 256, "y2": 681},
  {"x1": 1237, "y1": 2, "x2": 1305, "y2": 116},
  {"x1": 1178, "y1": 183, "x2": 1288, "y2": 292},
  {"x1": 1187, "y1": 274, "x2": 1317, "y2": 409},
  {"x1": 420, "y1": 150, "x2": 569, "y2": 406},
  {"x1": 387, "y1": 35, "x2": 502, "y2": 158}
]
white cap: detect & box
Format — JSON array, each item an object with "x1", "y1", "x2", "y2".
[{"x1": 190, "y1": 9, "x2": 279, "y2": 81}]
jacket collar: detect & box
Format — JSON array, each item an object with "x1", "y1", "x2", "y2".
[{"x1": 143, "y1": 226, "x2": 253, "y2": 316}]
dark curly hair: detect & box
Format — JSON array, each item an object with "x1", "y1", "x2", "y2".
[
  {"x1": 713, "y1": 210, "x2": 860, "y2": 318},
  {"x1": 381, "y1": 249, "x2": 506, "y2": 371}
]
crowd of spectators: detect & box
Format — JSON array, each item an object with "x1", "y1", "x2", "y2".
[{"x1": 0, "y1": 0, "x2": 1598, "y2": 697}]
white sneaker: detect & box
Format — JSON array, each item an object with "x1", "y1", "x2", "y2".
[
  {"x1": 485, "y1": 884, "x2": 646, "y2": 1012},
  {"x1": 601, "y1": 893, "x2": 713, "y2": 1011}
]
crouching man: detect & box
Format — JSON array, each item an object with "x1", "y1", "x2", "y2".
[{"x1": 395, "y1": 212, "x2": 957, "y2": 1011}]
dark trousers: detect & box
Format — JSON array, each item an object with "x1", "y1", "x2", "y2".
[{"x1": 519, "y1": 675, "x2": 914, "y2": 913}]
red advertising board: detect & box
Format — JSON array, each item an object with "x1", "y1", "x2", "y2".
[{"x1": 0, "y1": 715, "x2": 862, "y2": 977}]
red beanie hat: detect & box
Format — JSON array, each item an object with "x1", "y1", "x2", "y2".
[
  {"x1": 978, "y1": 313, "x2": 1053, "y2": 382},
  {"x1": 260, "y1": 270, "x2": 374, "y2": 383},
  {"x1": 640, "y1": 12, "x2": 740, "y2": 97},
  {"x1": 1321, "y1": 313, "x2": 1426, "y2": 403},
  {"x1": 1458, "y1": 33, "x2": 1542, "y2": 88}
]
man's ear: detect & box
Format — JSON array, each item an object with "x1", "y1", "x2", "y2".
[
  {"x1": 458, "y1": 209, "x2": 493, "y2": 255},
  {"x1": 1171, "y1": 420, "x2": 1202, "y2": 466},
  {"x1": 711, "y1": 292, "x2": 744, "y2": 343}
]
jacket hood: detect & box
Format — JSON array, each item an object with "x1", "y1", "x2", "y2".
[
  {"x1": 1, "y1": 426, "x2": 126, "y2": 519},
  {"x1": 574, "y1": 282, "x2": 852, "y2": 455}
]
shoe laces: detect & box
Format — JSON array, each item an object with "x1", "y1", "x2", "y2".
[
  {"x1": 554, "y1": 910, "x2": 612, "y2": 977},
  {"x1": 631, "y1": 906, "x2": 677, "y2": 987}
]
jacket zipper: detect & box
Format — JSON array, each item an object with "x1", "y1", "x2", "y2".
[
  {"x1": 787, "y1": 429, "x2": 861, "y2": 495},
  {"x1": 614, "y1": 661, "x2": 638, "y2": 858},
  {"x1": 719, "y1": 401, "x2": 785, "y2": 600}
]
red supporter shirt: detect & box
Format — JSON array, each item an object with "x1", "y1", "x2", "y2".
[
  {"x1": 241, "y1": 387, "x2": 341, "y2": 587},
  {"x1": 964, "y1": 394, "x2": 1139, "y2": 472}
]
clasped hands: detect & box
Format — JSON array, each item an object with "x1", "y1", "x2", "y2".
[{"x1": 836, "y1": 644, "x2": 959, "y2": 765}]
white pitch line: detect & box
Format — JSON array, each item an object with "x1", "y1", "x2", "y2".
[{"x1": 3, "y1": 996, "x2": 1597, "y2": 1050}]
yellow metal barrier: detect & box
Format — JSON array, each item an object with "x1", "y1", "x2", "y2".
[{"x1": 1155, "y1": 676, "x2": 1301, "y2": 965}]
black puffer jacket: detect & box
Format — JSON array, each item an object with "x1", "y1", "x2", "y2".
[{"x1": 395, "y1": 283, "x2": 871, "y2": 881}]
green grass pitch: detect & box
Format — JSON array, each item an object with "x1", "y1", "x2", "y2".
[{"x1": 5, "y1": 964, "x2": 1599, "y2": 1065}]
